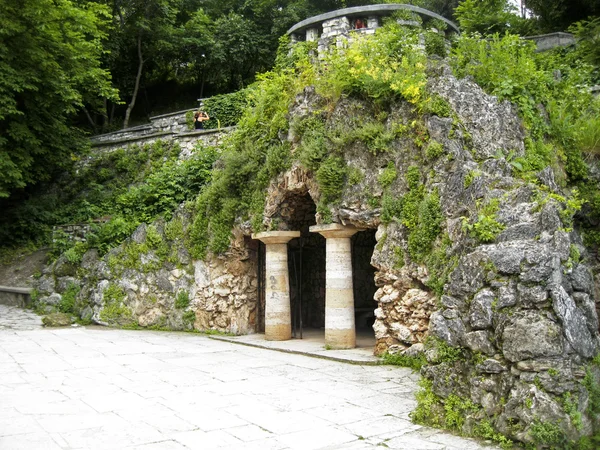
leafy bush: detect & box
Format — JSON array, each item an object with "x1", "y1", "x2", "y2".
[
  {"x1": 175, "y1": 291, "x2": 190, "y2": 309},
  {"x1": 203, "y1": 89, "x2": 250, "y2": 129},
  {"x1": 378, "y1": 162, "x2": 397, "y2": 188},
  {"x1": 382, "y1": 350, "x2": 426, "y2": 370},
  {"x1": 58, "y1": 283, "x2": 79, "y2": 314}
]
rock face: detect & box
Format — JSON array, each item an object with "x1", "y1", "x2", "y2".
[
  {"x1": 33, "y1": 59, "x2": 599, "y2": 446},
  {"x1": 35, "y1": 208, "x2": 258, "y2": 334}
]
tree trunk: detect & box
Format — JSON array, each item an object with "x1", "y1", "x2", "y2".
[
  {"x1": 123, "y1": 33, "x2": 144, "y2": 129},
  {"x1": 82, "y1": 106, "x2": 97, "y2": 131}
]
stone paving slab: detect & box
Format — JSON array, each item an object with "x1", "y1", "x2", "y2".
[{"x1": 0, "y1": 305, "x2": 499, "y2": 449}]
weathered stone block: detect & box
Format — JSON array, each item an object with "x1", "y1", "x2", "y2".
[
  {"x1": 464, "y1": 330, "x2": 495, "y2": 355},
  {"x1": 502, "y1": 311, "x2": 564, "y2": 362},
  {"x1": 551, "y1": 285, "x2": 596, "y2": 358},
  {"x1": 469, "y1": 289, "x2": 494, "y2": 330},
  {"x1": 429, "y1": 311, "x2": 465, "y2": 347}
]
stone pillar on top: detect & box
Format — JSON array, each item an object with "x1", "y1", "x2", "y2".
[
  {"x1": 306, "y1": 27, "x2": 319, "y2": 42},
  {"x1": 309, "y1": 224, "x2": 358, "y2": 349},
  {"x1": 252, "y1": 231, "x2": 300, "y2": 341},
  {"x1": 367, "y1": 16, "x2": 380, "y2": 29}
]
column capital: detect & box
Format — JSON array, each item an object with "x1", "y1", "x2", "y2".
[
  {"x1": 309, "y1": 223, "x2": 359, "y2": 239},
  {"x1": 252, "y1": 231, "x2": 300, "y2": 245}
]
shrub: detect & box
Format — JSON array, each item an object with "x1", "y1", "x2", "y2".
[
  {"x1": 58, "y1": 283, "x2": 79, "y2": 314},
  {"x1": 378, "y1": 162, "x2": 397, "y2": 188},
  {"x1": 175, "y1": 291, "x2": 190, "y2": 309}
]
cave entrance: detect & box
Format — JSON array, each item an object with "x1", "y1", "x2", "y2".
[
  {"x1": 283, "y1": 193, "x2": 326, "y2": 338},
  {"x1": 254, "y1": 192, "x2": 377, "y2": 350},
  {"x1": 352, "y1": 229, "x2": 378, "y2": 346}
]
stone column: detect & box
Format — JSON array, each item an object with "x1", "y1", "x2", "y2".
[
  {"x1": 367, "y1": 16, "x2": 379, "y2": 29},
  {"x1": 310, "y1": 224, "x2": 358, "y2": 349},
  {"x1": 252, "y1": 231, "x2": 300, "y2": 341},
  {"x1": 306, "y1": 27, "x2": 319, "y2": 42}
]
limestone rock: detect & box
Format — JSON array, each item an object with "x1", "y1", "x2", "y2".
[
  {"x1": 569, "y1": 264, "x2": 594, "y2": 294},
  {"x1": 550, "y1": 285, "x2": 595, "y2": 358},
  {"x1": 42, "y1": 313, "x2": 72, "y2": 327},
  {"x1": 502, "y1": 311, "x2": 564, "y2": 362},
  {"x1": 464, "y1": 330, "x2": 495, "y2": 355},
  {"x1": 429, "y1": 311, "x2": 465, "y2": 347},
  {"x1": 469, "y1": 289, "x2": 494, "y2": 330}
]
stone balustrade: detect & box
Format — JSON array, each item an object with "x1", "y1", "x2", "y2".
[{"x1": 287, "y1": 3, "x2": 459, "y2": 56}]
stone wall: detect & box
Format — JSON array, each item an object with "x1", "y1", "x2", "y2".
[
  {"x1": 90, "y1": 127, "x2": 233, "y2": 156},
  {"x1": 193, "y1": 231, "x2": 259, "y2": 335},
  {"x1": 91, "y1": 110, "x2": 193, "y2": 144},
  {"x1": 36, "y1": 209, "x2": 259, "y2": 335}
]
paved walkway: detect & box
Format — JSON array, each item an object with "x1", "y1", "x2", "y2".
[{"x1": 0, "y1": 305, "x2": 497, "y2": 449}]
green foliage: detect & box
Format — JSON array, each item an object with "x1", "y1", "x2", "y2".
[
  {"x1": 424, "y1": 234, "x2": 457, "y2": 295},
  {"x1": 165, "y1": 218, "x2": 184, "y2": 241},
  {"x1": 0, "y1": 0, "x2": 118, "y2": 198},
  {"x1": 63, "y1": 243, "x2": 88, "y2": 265},
  {"x1": 405, "y1": 166, "x2": 421, "y2": 191},
  {"x1": 450, "y1": 31, "x2": 598, "y2": 205},
  {"x1": 472, "y1": 420, "x2": 514, "y2": 448},
  {"x1": 583, "y1": 368, "x2": 600, "y2": 416},
  {"x1": 412, "y1": 378, "x2": 443, "y2": 426},
  {"x1": 424, "y1": 31, "x2": 447, "y2": 58},
  {"x1": 382, "y1": 350, "x2": 427, "y2": 371},
  {"x1": 202, "y1": 90, "x2": 250, "y2": 129},
  {"x1": 529, "y1": 420, "x2": 567, "y2": 448},
  {"x1": 381, "y1": 193, "x2": 403, "y2": 224},
  {"x1": 99, "y1": 284, "x2": 134, "y2": 327},
  {"x1": 90, "y1": 217, "x2": 139, "y2": 256},
  {"x1": 378, "y1": 162, "x2": 398, "y2": 188},
  {"x1": 175, "y1": 291, "x2": 190, "y2": 309},
  {"x1": 316, "y1": 23, "x2": 428, "y2": 105},
  {"x1": 570, "y1": 18, "x2": 600, "y2": 72},
  {"x1": 328, "y1": 120, "x2": 396, "y2": 156},
  {"x1": 316, "y1": 156, "x2": 347, "y2": 205},
  {"x1": 182, "y1": 310, "x2": 196, "y2": 326},
  {"x1": 455, "y1": 0, "x2": 533, "y2": 35},
  {"x1": 425, "y1": 140, "x2": 444, "y2": 159},
  {"x1": 58, "y1": 283, "x2": 79, "y2": 315},
  {"x1": 347, "y1": 167, "x2": 365, "y2": 185},
  {"x1": 1, "y1": 140, "x2": 217, "y2": 252},
  {"x1": 463, "y1": 169, "x2": 481, "y2": 189},
  {"x1": 428, "y1": 336, "x2": 464, "y2": 362},
  {"x1": 296, "y1": 116, "x2": 328, "y2": 171},
  {"x1": 407, "y1": 192, "x2": 443, "y2": 262},
  {"x1": 145, "y1": 225, "x2": 163, "y2": 248},
  {"x1": 463, "y1": 198, "x2": 505, "y2": 243},
  {"x1": 562, "y1": 393, "x2": 583, "y2": 431}
]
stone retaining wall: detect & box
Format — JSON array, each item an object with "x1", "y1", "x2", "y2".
[{"x1": 90, "y1": 127, "x2": 234, "y2": 156}]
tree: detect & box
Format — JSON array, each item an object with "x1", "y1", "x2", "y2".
[
  {"x1": 455, "y1": 0, "x2": 534, "y2": 35},
  {"x1": 524, "y1": 0, "x2": 600, "y2": 32},
  {"x1": 109, "y1": 0, "x2": 181, "y2": 128},
  {"x1": 0, "y1": 0, "x2": 118, "y2": 198}
]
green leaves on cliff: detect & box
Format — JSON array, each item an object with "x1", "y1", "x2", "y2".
[{"x1": 381, "y1": 166, "x2": 442, "y2": 263}]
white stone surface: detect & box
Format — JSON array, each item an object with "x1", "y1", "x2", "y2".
[{"x1": 0, "y1": 305, "x2": 497, "y2": 449}]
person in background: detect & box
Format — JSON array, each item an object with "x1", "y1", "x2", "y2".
[{"x1": 194, "y1": 110, "x2": 210, "y2": 129}]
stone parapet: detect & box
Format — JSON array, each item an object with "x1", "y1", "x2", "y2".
[{"x1": 523, "y1": 32, "x2": 576, "y2": 52}]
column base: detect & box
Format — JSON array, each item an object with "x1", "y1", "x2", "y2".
[
  {"x1": 265, "y1": 323, "x2": 292, "y2": 341},
  {"x1": 325, "y1": 328, "x2": 356, "y2": 349}
]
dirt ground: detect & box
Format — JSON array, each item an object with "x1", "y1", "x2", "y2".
[{"x1": 0, "y1": 248, "x2": 49, "y2": 287}]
